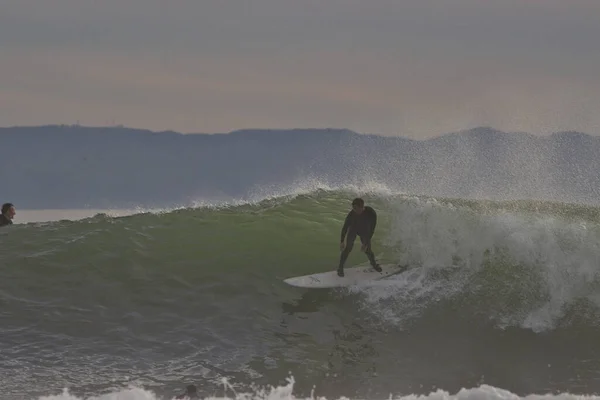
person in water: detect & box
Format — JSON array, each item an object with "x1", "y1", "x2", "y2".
[
  {"x1": 0, "y1": 203, "x2": 15, "y2": 227},
  {"x1": 176, "y1": 384, "x2": 198, "y2": 399},
  {"x1": 338, "y1": 198, "x2": 382, "y2": 277}
]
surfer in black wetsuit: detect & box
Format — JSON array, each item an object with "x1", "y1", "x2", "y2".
[
  {"x1": 337, "y1": 198, "x2": 382, "y2": 277},
  {"x1": 0, "y1": 203, "x2": 15, "y2": 227}
]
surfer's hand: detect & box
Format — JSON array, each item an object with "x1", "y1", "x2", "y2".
[
  {"x1": 361, "y1": 243, "x2": 367, "y2": 252},
  {"x1": 340, "y1": 242, "x2": 345, "y2": 250}
]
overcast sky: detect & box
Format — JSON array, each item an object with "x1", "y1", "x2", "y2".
[{"x1": 2, "y1": 0, "x2": 599, "y2": 138}]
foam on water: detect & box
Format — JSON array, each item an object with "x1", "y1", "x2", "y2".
[
  {"x1": 35, "y1": 378, "x2": 600, "y2": 400},
  {"x1": 351, "y1": 196, "x2": 600, "y2": 332}
]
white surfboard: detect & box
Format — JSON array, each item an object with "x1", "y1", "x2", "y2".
[{"x1": 283, "y1": 264, "x2": 409, "y2": 289}]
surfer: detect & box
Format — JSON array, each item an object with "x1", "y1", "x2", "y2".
[
  {"x1": 337, "y1": 198, "x2": 381, "y2": 277},
  {"x1": 175, "y1": 384, "x2": 198, "y2": 399},
  {"x1": 0, "y1": 203, "x2": 15, "y2": 227}
]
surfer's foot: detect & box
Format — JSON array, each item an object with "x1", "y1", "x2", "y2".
[
  {"x1": 337, "y1": 268, "x2": 344, "y2": 277},
  {"x1": 373, "y1": 264, "x2": 382, "y2": 272}
]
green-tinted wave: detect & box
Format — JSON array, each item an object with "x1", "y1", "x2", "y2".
[{"x1": 2, "y1": 189, "x2": 600, "y2": 332}]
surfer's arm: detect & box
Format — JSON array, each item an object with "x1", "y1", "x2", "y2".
[{"x1": 340, "y1": 212, "x2": 352, "y2": 242}]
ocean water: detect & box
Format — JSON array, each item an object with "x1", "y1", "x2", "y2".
[{"x1": 2, "y1": 187, "x2": 600, "y2": 400}]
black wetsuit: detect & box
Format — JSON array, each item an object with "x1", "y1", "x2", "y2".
[
  {"x1": 0, "y1": 214, "x2": 12, "y2": 227},
  {"x1": 338, "y1": 206, "x2": 379, "y2": 272}
]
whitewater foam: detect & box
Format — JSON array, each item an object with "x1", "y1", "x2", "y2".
[
  {"x1": 350, "y1": 196, "x2": 600, "y2": 332},
  {"x1": 35, "y1": 378, "x2": 600, "y2": 400}
]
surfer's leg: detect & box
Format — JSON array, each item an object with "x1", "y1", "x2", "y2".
[
  {"x1": 360, "y1": 236, "x2": 381, "y2": 272},
  {"x1": 338, "y1": 231, "x2": 356, "y2": 276}
]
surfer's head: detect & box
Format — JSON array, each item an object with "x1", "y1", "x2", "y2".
[
  {"x1": 1, "y1": 203, "x2": 15, "y2": 219},
  {"x1": 352, "y1": 198, "x2": 365, "y2": 214},
  {"x1": 184, "y1": 385, "x2": 198, "y2": 398},
  {"x1": 186, "y1": 385, "x2": 197, "y2": 394},
  {"x1": 176, "y1": 385, "x2": 198, "y2": 399}
]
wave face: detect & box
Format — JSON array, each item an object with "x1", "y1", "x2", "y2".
[{"x1": 2, "y1": 188, "x2": 600, "y2": 399}]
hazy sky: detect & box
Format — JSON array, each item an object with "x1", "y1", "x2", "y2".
[{"x1": 2, "y1": 0, "x2": 600, "y2": 138}]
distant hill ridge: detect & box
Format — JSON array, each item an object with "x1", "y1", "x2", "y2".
[{"x1": 1, "y1": 125, "x2": 598, "y2": 208}]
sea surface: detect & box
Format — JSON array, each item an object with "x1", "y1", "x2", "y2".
[{"x1": 2, "y1": 188, "x2": 600, "y2": 400}]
